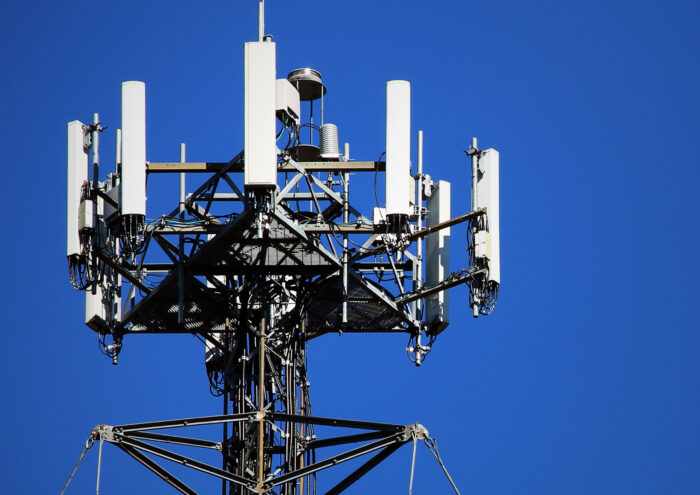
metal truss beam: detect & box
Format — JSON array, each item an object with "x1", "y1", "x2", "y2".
[
  {"x1": 267, "y1": 432, "x2": 408, "y2": 488},
  {"x1": 147, "y1": 161, "x2": 385, "y2": 173},
  {"x1": 115, "y1": 443, "x2": 197, "y2": 495},
  {"x1": 96, "y1": 414, "x2": 416, "y2": 493},
  {"x1": 397, "y1": 268, "x2": 487, "y2": 304},
  {"x1": 115, "y1": 436, "x2": 255, "y2": 489},
  {"x1": 324, "y1": 442, "x2": 404, "y2": 495}
]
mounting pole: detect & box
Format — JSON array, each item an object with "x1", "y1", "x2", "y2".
[
  {"x1": 178, "y1": 143, "x2": 186, "y2": 325},
  {"x1": 91, "y1": 113, "x2": 100, "y2": 190},
  {"x1": 115, "y1": 129, "x2": 122, "y2": 171},
  {"x1": 470, "y1": 137, "x2": 479, "y2": 318},
  {"x1": 258, "y1": 0, "x2": 265, "y2": 42},
  {"x1": 342, "y1": 172, "x2": 350, "y2": 324},
  {"x1": 470, "y1": 137, "x2": 478, "y2": 215},
  {"x1": 415, "y1": 130, "x2": 424, "y2": 318},
  {"x1": 257, "y1": 313, "x2": 266, "y2": 493}
]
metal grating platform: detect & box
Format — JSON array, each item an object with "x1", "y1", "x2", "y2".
[{"x1": 306, "y1": 275, "x2": 406, "y2": 337}]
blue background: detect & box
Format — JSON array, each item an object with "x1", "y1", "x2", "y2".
[{"x1": 1, "y1": 0, "x2": 699, "y2": 493}]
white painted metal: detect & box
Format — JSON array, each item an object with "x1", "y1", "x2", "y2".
[
  {"x1": 85, "y1": 283, "x2": 107, "y2": 331},
  {"x1": 245, "y1": 41, "x2": 277, "y2": 188},
  {"x1": 320, "y1": 123, "x2": 339, "y2": 159},
  {"x1": 121, "y1": 81, "x2": 147, "y2": 216},
  {"x1": 205, "y1": 234, "x2": 226, "y2": 365},
  {"x1": 258, "y1": 0, "x2": 265, "y2": 42},
  {"x1": 275, "y1": 78, "x2": 300, "y2": 126},
  {"x1": 425, "y1": 180, "x2": 451, "y2": 332},
  {"x1": 115, "y1": 128, "x2": 122, "y2": 169},
  {"x1": 385, "y1": 80, "x2": 411, "y2": 216},
  {"x1": 67, "y1": 120, "x2": 88, "y2": 257},
  {"x1": 476, "y1": 149, "x2": 500, "y2": 284},
  {"x1": 78, "y1": 199, "x2": 94, "y2": 232},
  {"x1": 415, "y1": 130, "x2": 424, "y2": 318},
  {"x1": 474, "y1": 230, "x2": 491, "y2": 260},
  {"x1": 373, "y1": 207, "x2": 386, "y2": 225}
]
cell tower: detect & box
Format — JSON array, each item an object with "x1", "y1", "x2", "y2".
[{"x1": 64, "y1": 2, "x2": 500, "y2": 493}]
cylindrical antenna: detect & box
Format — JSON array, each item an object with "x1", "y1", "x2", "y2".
[
  {"x1": 320, "y1": 123, "x2": 339, "y2": 160},
  {"x1": 258, "y1": 0, "x2": 265, "y2": 41}
]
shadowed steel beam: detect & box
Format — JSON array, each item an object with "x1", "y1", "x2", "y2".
[
  {"x1": 408, "y1": 208, "x2": 486, "y2": 240},
  {"x1": 267, "y1": 413, "x2": 406, "y2": 432},
  {"x1": 115, "y1": 412, "x2": 254, "y2": 432},
  {"x1": 397, "y1": 268, "x2": 487, "y2": 304},
  {"x1": 147, "y1": 161, "x2": 385, "y2": 173},
  {"x1": 123, "y1": 431, "x2": 221, "y2": 450},
  {"x1": 268, "y1": 433, "x2": 407, "y2": 488},
  {"x1": 325, "y1": 442, "x2": 404, "y2": 495},
  {"x1": 306, "y1": 431, "x2": 394, "y2": 449},
  {"x1": 115, "y1": 436, "x2": 255, "y2": 489},
  {"x1": 115, "y1": 444, "x2": 197, "y2": 495}
]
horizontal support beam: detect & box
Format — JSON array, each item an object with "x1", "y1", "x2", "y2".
[
  {"x1": 397, "y1": 268, "x2": 487, "y2": 304},
  {"x1": 281, "y1": 161, "x2": 384, "y2": 172},
  {"x1": 306, "y1": 430, "x2": 393, "y2": 450},
  {"x1": 115, "y1": 412, "x2": 254, "y2": 432},
  {"x1": 267, "y1": 413, "x2": 406, "y2": 432},
  {"x1": 409, "y1": 208, "x2": 486, "y2": 240},
  {"x1": 198, "y1": 192, "x2": 336, "y2": 202},
  {"x1": 145, "y1": 224, "x2": 224, "y2": 235},
  {"x1": 147, "y1": 161, "x2": 384, "y2": 173},
  {"x1": 123, "y1": 431, "x2": 221, "y2": 450},
  {"x1": 148, "y1": 162, "x2": 227, "y2": 173},
  {"x1": 302, "y1": 223, "x2": 376, "y2": 234},
  {"x1": 147, "y1": 222, "x2": 378, "y2": 236}
]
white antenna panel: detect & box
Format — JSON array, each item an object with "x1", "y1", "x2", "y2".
[
  {"x1": 85, "y1": 283, "x2": 107, "y2": 331},
  {"x1": 245, "y1": 41, "x2": 277, "y2": 188},
  {"x1": 67, "y1": 120, "x2": 88, "y2": 257},
  {"x1": 476, "y1": 149, "x2": 500, "y2": 284},
  {"x1": 121, "y1": 81, "x2": 147, "y2": 216},
  {"x1": 275, "y1": 78, "x2": 300, "y2": 126},
  {"x1": 385, "y1": 80, "x2": 411, "y2": 216},
  {"x1": 425, "y1": 180, "x2": 451, "y2": 333}
]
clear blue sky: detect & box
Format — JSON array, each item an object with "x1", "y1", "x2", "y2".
[{"x1": 1, "y1": 0, "x2": 699, "y2": 493}]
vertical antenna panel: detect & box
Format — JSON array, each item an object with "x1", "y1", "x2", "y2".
[
  {"x1": 425, "y1": 180, "x2": 451, "y2": 334},
  {"x1": 245, "y1": 41, "x2": 277, "y2": 188},
  {"x1": 385, "y1": 80, "x2": 411, "y2": 216},
  {"x1": 476, "y1": 149, "x2": 500, "y2": 284},
  {"x1": 67, "y1": 120, "x2": 88, "y2": 257},
  {"x1": 121, "y1": 81, "x2": 146, "y2": 216},
  {"x1": 275, "y1": 78, "x2": 300, "y2": 126},
  {"x1": 85, "y1": 282, "x2": 107, "y2": 331}
]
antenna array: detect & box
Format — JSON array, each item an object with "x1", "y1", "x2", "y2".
[{"x1": 65, "y1": 3, "x2": 500, "y2": 493}]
